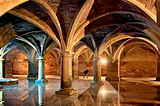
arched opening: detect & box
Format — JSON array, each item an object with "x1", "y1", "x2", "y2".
[
  {"x1": 44, "y1": 54, "x2": 60, "y2": 76},
  {"x1": 77, "y1": 52, "x2": 107, "y2": 77},
  {"x1": 3, "y1": 49, "x2": 29, "y2": 78},
  {"x1": 120, "y1": 43, "x2": 157, "y2": 78},
  {"x1": 78, "y1": 55, "x2": 93, "y2": 76},
  {"x1": 12, "y1": 53, "x2": 28, "y2": 76}
]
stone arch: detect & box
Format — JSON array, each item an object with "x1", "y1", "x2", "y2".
[
  {"x1": 0, "y1": 0, "x2": 28, "y2": 17},
  {"x1": 113, "y1": 37, "x2": 159, "y2": 60},
  {"x1": 124, "y1": 0, "x2": 156, "y2": 22},
  {"x1": 12, "y1": 52, "x2": 28, "y2": 75},
  {"x1": 3, "y1": 48, "x2": 29, "y2": 78},
  {"x1": 117, "y1": 39, "x2": 158, "y2": 78}
]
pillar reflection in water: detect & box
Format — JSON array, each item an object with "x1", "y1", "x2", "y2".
[
  {"x1": 78, "y1": 84, "x2": 101, "y2": 106},
  {"x1": 36, "y1": 83, "x2": 46, "y2": 106},
  {"x1": 0, "y1": 91, "x2": 4, "y2": 106},
  {"x1": 0, "y1": 58, "x2": 4, "y2": 79}
]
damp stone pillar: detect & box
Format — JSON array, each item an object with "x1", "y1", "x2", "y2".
[
  {"x1": 156, "y1": 57, "x2": 160, "y2": 80},
  {"x1": 0, "y1": 58, "x2": 4, "y2": 79},
  {"x1": 35, "y1": 57, "x2": 47, "y2": 83},
  {"x1": 91, "y1": 56, "x2": 103, "y2": 85},
  {"x1": 106, "y1": 60, "x2": 119, "y2": 81},
  {"x1": 156, "y1": 0, "x2": 160, "y2": 26},
  {"x1": 74, "y1": 59, "x2": 79, "y2": 79},
  {"x1": 55, "y1": 52, "x2": 76, "y2": 95}
]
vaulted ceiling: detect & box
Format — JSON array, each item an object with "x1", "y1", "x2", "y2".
[{"x1": 0, "y1": 0, "x2": 160, "y2": 60}]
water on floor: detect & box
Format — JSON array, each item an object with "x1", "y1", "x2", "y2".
[{"x1": 0, "y1": 76, "x2": 160, "y2": 106}]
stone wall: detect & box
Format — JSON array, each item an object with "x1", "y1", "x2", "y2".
[
  {"x1": 120, "y1": 61, "x2": 156, "y2": 77},
  {"x1": 4, "y1": 61, "x2": 13, "y2": 78},
  {"x1": 12, "y1": 53, "x2": 28, "y2": 75},
  {"x1": 44, "y1": 54, "x2": 60, "y2": 75},
  {"x1": 120, "y1": 48, "x2": 157, "y2": 77}
]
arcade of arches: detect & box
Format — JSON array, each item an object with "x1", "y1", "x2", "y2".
[{"x1": 0, "y1": 0, "x2": 160, "y2": 105}]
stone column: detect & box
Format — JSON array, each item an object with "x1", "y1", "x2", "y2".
[
  {"x1": 35, "y1": 57, "x2": 47, "y2": 83},
  {"x1": 55, "y1": 52, "x2": 76, "y2": 95},
  {"x1": 27, "y1": 58, "x2": 37, "y2": 79},
  {"x1": 91, "y1": 56, "x2": 103, "y2": 85},
  {"x1": 118, "y1": 81, "x2": 121, "y2": 106},
  {"x1": 156, "y1": 57, "x2": 160, "y2": 80},
  {"x1": 106, "y1": 60, "x2": 119, "y2": 81},
  {"x1": 73, "y1": 59, "x2": 79, "y2": 79},
  {"x1": 118, "y1": 60, "x2": 121, "y2": 80},
  {"x1": 0, "y1": 58, "x2": 4, "y2": 79},
  {"x1": 156, "y1": 0, "x2": 160, "y2": 26}
]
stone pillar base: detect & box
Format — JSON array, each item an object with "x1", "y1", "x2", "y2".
[
  {"x1": 156, "y1": 77, "x2": 160, "y2": 81},
  {"x1": 55, "y1": 89, "x2": 76, "y2": 95},
  {"x1": 0, "y1": 85, "x2": 3, "y2": 89},
  {"x1": 91, "y1": 81, "x2": 104, "y2": 86},
  {"x1": 35, "y1": 79, "x2": 48, "y2": 84},
  {"x1": 73, "y1": 77, "x2": 79, "y2": 80},
  {"x1": 27, "y1": 75, "x2": 37, "y2": 79},
  {"x1": 105, "y1": 77, "x2": 107, "y2": 81},
  {"x1": 4, "y1": 75, "x2": 13, "y2": 78}
]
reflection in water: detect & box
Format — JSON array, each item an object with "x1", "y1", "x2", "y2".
[
  {"x1": 78, "y1": 84, "x2": 101, "y2": 106},
  {"x1": 0, "y1": 91, "x2": 4, "y2": 106},
  {"x1": 1, "y1": 80, "x2": 120, "y2": 106},
  {"x1": 2, "y1": 78, "x2": 160, "y2": 105},
  {"x1": 37, "y1": 83, "x2": 45, "y2": 106},
  {"x1": 109, "y1": 79, "x2": 160, "y2": 106}
]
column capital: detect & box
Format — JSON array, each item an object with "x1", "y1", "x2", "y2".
[
  {"x1": 74, "y1": 60, "x2": 79, "y2": 63},
  {"x1": 60, "y1": 51, "x2": 74, "y2": 54},
  {"x1": 74, "y1": 58, "x2": 79, "y2": 63},
  {"x1": 0, "y1": 58, "x2": 4, "y2": 61},
  {"x1": 37, "y1": 57, "x2": 43, "y2": 60},
  {"x1": 60, "y1": 51, "x2": 74, "y2": 58},
  {"x1": 112, "y1": 59, "x2": 119, "y2": 63}
]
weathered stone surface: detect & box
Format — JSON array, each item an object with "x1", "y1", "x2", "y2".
[
  {"x1": 106, "y1": 61, "x2": 119, "y2": 81},
  {"x1": 0, "y1": 0, "x2": 27, "y2": 16},
  {"x1": 120, "y1": 48, "x2": 157, "y2": 77},
  {"x1": 12, "y1": 53, "x2": 28, "y2": 75},
  {"x1": 4, "y1": 61, "x2": 13, "y2": 78},
  {"x1": 44, "y1": 0, "x2": 61, "y2": 13},
  {"x1": 45, "y1": 54, "x2": 60, "y2": 75},
  {"x1": 57, "y1": 0, "x2": 83, "y2": 35},
  {"x1": 136, "y1": 0, "x2": 156, "y2": 15},
  {"x1": 27, "y1": 58, "x2": 37, "y2": 79}
]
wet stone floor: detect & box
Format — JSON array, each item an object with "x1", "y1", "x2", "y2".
[{"x1": 0, "y1": 77, "x2": 160, "y2": 106}]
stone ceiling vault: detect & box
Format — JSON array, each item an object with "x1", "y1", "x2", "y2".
[{"x1": 0, "y1": 0, "x2": 160, "y2": 60}]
